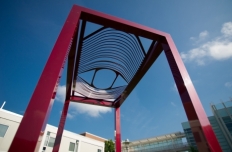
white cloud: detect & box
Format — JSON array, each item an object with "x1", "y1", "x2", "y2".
[
  {"x1": 190, "y1": 37, "x2": 195, "y2": 40},
  {"x1": 221, "y1": 22, "x2": 232, "y2": 36},
  {"x1": 225, "y1": 81, "x2": 232, "y2": 88},
  {"x1": 56, "y1": 85, "x2": 66, "y2": 101},
  {"x1": 59, "y1": 110, "x2": 75, "y2": 119},
  {"x1": 182, "y1": 22, "x2": 232, "y2": 65},
  {"x1": 190, "y1": 30, "x2": 209, "y2": 43},
  {"x1": 199, "y1": 30, "x2": 209, "y2": 39},
  {"x1": 69, "y1": 102, "x2": 112, "y2": 117},
  {"x1": 56, "y1": 85, "x2": 112, "y2": 118},
  {"x1": 208, "y1": 40, "x2": 232, "y2": 60},
  {"x1": 67, "y1": 113, "x2": 75, "y2": 119}
]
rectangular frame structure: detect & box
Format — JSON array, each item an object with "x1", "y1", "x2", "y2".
[{"x1": 9, "y1": 5, "x2": 222, "y2": 152}]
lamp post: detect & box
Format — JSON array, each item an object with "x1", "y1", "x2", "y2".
[{"x1": 1, "y1": 101, "x2": 6, "y2": 109}]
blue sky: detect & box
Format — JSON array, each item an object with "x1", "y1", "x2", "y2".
[{"x1": 0, "y1": 0, "x2": 232, "y2": 141}]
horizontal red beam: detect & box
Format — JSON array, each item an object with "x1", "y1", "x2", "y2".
[
  {"x1": 70, "y1": 96, "x2": 114, "y2": 107},
  {"x1": 74, "y1": 5, "x2": 168, "y2": 41}
]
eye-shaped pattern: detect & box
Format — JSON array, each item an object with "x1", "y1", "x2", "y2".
[
  {"x1": 74, "y1": 27, "x2": 146, "y2": 101},
  {"x1": 91, "y1": 69, "x2": 117, "y2": 89}
]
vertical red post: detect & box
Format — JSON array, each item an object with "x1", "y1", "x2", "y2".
[
  {"x1": 52, "y1": 18, "x2": 79, "y2": 152},
  {"x1": 162, "y1": 35, "x2": 222, "y2": 152},
  {"x1": 52, "y1": 100, "x2": 70, "y2": 152},
  {"x1": 115, "y1": 107, "x2": 122, "y2": 152},
  {"x1": 9, "y1": 5, "x2": 81, "y2": 152}
]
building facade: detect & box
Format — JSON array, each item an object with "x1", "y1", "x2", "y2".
[
  {"x1": 182, "y1": 101, "x2": 232, "y2": 152},
  {"x1": 0, "y1": 109, "x2": 105, "y2": 152},
  {"x1": 121, "y1": 132, "x2": 189, "y2": 152}
]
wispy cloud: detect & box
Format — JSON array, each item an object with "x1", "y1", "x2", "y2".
[
  {"x1": 141, "y1": 116, "x2": 155, "y2": 129},
  {"x1": 170, "y1": 102, "x2": 181, "y2": 116},
  {"x1": 190, "y1": 30, "x2": 209, "y2": 43},
  {"x1": 67, "y1": 112, "x2": 75, "y2": 119},
  {"x1": 56, "y1": 85, "x2": 66, "y2": 102},
  {"x1": 120, "y1": 91, "x2": 159, "y2": 137},
  {"x1": 181, "y1": 22, "x2": 232, "y2": 65},
  {"x1": 59, "y1": 110, "x2": 75, "y2": 119},
  {"x1": 171, "y1": 102, "x2": 177, "y2": 107},
  {"x1": 221, "y1": 22, "x2": 232, "y2": 36},
  {"x1": 225, "y1": 81, "x2": 232, "y2": 88},
  {"x1": 172, "y1": 83, "x2": 178, "y2": 92},
  {"x1": 56, "y1": 85, "x2": 112, "y2": 118}
]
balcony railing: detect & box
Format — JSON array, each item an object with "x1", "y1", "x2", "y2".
[{"x1": 122, "y1": 142, "x2": 190, "y2": 152}]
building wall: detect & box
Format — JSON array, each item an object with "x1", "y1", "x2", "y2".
[
  {"x1": 182, "y1": 118, "x2": 232, "y2": 152},
  {"x1": 181, "y1": 122, "x2": 197, "y2": 149},
  {"x1": 81, "y1": 141, "x2": 102, "y2": 152},
  {"x1": 122, "y1": 132, "x2": 189, "y2": 152},
  {"x1": 0, "y1": 109, "x2": 22, "y2": 152},
  {"x1": 0, "y1": 109, "x2": 104, "y2": 152},
  {"x1": 181, "y1": 101, "x2": 232, "y2": 152},
  {"x1": 39, "y1": 125, "x2": 104, "y2": 152},
  {"x1": 210, "y1": 101, "x2": 232, "y2": 151},
  {"x1": 208, "y1": 116, "x2": 231, "y2": 151}
]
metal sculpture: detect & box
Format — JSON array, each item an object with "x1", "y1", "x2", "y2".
[{"x1": 9, "y1": 5, "x2": 222, "y2": 152}]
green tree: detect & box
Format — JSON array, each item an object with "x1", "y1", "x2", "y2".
[
  {"x1": 189, "y1": 146, "x2": 198, "y2": 152},
  {"x1": 104, "y1": 139, "x2": 115, "y2": 152}
]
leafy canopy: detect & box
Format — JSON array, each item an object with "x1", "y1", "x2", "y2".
[{"x1": 105, "y1": 139, "x2": 115, "y2": 152}]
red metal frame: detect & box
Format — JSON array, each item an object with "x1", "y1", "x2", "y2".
[
  {"x1": 70, "y1": 96, "x2": 114, "y2": 107},
  {"x1": 53, "y1": 100, "x2": 70, "y2": 152},
  {"x1": 52, "y1": 13, "x2": 80, "y2": 152},
  {"x1": 115, "y1": 107, "x2": 122, "y2": 152},
  {"x1": 162, "y1": 37, "x2": 221, "y2": 151},
  {"x1": 9, "y1": 4, "x2": 222, "y2": 152}
]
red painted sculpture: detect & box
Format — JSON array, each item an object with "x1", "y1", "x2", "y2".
[{"x1": 9, "y1": 5, "x2": 222, "y2": 152}]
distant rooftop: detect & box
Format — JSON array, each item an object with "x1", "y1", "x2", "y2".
[
  {"x1": 0, "y1": 108, "x2": 23, "y2": 118},
  {"x1": 80, "y1": 132, "x2": 107, "y2": 142},
  {"x1": 124, "y1": 132, "x2": 185, "y2": 146}
]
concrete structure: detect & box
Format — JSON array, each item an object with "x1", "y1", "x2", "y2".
[
  {"x1": 0, "y1": 109, "x2": 105, "y2": 152},
  {"x1": 182, "y1": 100, "x2": 232, "y2": 152},
  {"x1": 121, "y1": 132, "x2": 189, "y2": 152}
]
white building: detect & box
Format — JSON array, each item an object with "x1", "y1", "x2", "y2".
[{"x1": 0, "y1": 109, "x2": 106, "y2": 152}]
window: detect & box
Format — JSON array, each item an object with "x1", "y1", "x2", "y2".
[
  {"x1": 69, "y1": 142, "x2": 75, "y2": 151},
  {"x1": 44, "y1": 131, "x2": 51, "y2": 146},
  {"x1": 76, "y1": 140, "x2": 79, "y2": 151},
  {"x1": 44, "y1": 135, "x2": 49, "y2": 146},
  {"x1": 0, "y1": 124, "x2": 9, "y2": 137},
  {"x1": 97, "y1": 149, "x2": 101, "y2": 152},
  {"x1": 48, "y1": 137, "x2": 55, "y2": 147}
]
